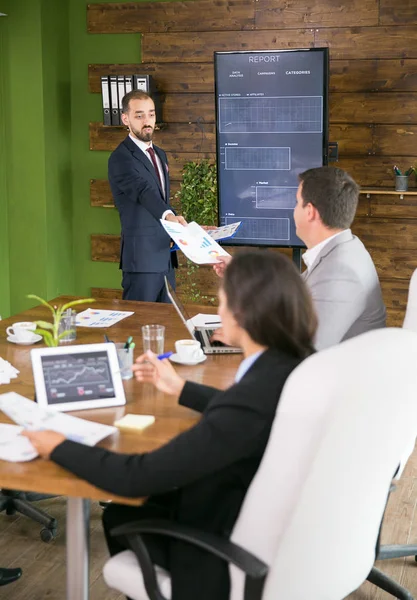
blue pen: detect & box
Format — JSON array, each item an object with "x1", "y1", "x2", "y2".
[{"x1": 157, "y1": 351, "x2": 173, "y2": 360}]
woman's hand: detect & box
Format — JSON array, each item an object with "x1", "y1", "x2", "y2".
[
  {"x1": 212, "y1": 255, "x2": 232, "y2": 278},
  {"x1": 132, "y1": 350, "x2": 186, "y2": 397},
  {"x1": 21, "y1": 430, "x2": 66, "y2": 459}
]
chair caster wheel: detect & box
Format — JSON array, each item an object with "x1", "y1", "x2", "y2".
[{"x1": 40, "y1": 527, "x2": 57, "y2": 543}]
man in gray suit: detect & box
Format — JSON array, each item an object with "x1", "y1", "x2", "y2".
[
  {"x1": 213, "y1": 166, "x2": 386, "y2": 350},
  {"x1": 293, "y1": 166, "x2": 386, "y2": 350}
]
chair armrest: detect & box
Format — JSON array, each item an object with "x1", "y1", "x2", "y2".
[{"x1": 111, "y1": 518, "x2": 268, "y2": 580}]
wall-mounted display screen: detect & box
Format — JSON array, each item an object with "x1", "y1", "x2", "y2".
[{"x1": 214, "y1": 48, "x2": 329, "y2": 248}]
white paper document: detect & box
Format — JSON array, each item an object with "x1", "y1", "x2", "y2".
[
  {"x1": 190, "y1": 313, "x2": 222, "y2": 328},
  {"x1": 0, "y1": 357, "x2": 19, "y2": 385},
  {"x1": 0, "y1": 423, "x2": 38, "y2": 462},
  {"x1": 0, "y1": 392, "x2": 117, "y2": 462},
  {"x1": 76, "y1": 308, "x2": 134, "y2": 328},
  {"x1": 205, "y1": 221, "x2": 241, "y2": 242},
  {"x1": 161, "y1": 220, "x2": 232, "y2": 265}
]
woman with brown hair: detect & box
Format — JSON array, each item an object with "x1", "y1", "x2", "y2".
[{"x1": 24, "y1": 250, "x2": 317, "y2": 600}]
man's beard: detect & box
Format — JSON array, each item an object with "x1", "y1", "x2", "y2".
[{"x1": 131, "y1": 125, "x2": 154, "y2": 142}]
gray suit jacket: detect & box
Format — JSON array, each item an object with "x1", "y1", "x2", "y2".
[{"x1": 303, "y1": 230, "x2": 386, "y2": 350}]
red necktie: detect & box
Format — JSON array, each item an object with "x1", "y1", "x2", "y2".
[{"x1": 146, "y1": 147, "x2": 163, "y2": 190}]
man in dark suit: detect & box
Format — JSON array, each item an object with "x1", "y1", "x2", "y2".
[
  {"x1": 109, "y1": 90, "x2": 187, "y2": 302},
  {"x1": 23, "y1": 251, "x2": 317, "y2": 600}
]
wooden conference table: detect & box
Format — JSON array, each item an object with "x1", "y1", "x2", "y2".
[{"x1": 0, "y1": 296, "x2": 241, "y2": 600}]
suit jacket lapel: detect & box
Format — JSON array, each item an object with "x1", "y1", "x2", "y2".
[
  {"x1": 303, "y1": 230, "x2": 354, "y2": 281},
  {"x1": 123, "y1": 137, "x2": 165, "y2": 200}
]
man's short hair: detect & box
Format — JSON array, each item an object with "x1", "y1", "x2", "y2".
[
  {"x1": 299, "y1": 166, "x2": 360, "y2": 229},
  {"x1": 122, "y1": 90, "x2": 153, "y2": 114}
]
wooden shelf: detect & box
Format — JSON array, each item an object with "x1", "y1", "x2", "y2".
[{"x1": 360, "y1": 188, "x2": 417, "y2": 200}]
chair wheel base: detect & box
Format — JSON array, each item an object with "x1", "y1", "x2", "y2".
[{"x1": 40, "y1": 527, "x2": 57, "y2": 543}]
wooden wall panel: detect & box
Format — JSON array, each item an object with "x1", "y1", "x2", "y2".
[
  {"x1": 328, "y1": 124, "x2": 373, "y2": 155},
  {"x1": 142, "y1": 30, "x2": 315, "y2": 63},
  {"x1": 329, "y1": 59, "x2": 417, "y2": 93},
  {"x1": 91, "y1": 234, "x2": 120, "y2": 263},
  {"x1": 315, "y1": 26, "x2": 417, "y2": 59},
  {"x1": 87, "y1": 0, "x2": 417, "y2": 322},
  {"x1": 368, "y1": 194, "x2": 417, "y2": 219},
  {"x1": 90, "y1": 122, "x2": 216, "y2": 153},
  {"x1": 87, "y1": 0, "x2": 255, "y2": 34},
  {"x1": 89, "y1": 63, "x2": 214, "y2": 94},
  {"x1": 353, "y1": 218, "x2": 417, "y2": 251},
  {"x1": 379, "y1": 278, "x2": 409, "y2": 326},
  {"x1": 380, "y1": 1, "x2": 417, "y2": 26},
  {"x1": 372, "y1": 125, "x2": 417, "y2": 156},
  {"x1": 337, "y1": 157, "x2": 417, "y2": 188},
  {"x1": 255, "y1": 0, "x2": 378, "y2": 28},
  {"x1": 90, "y1": 179, "x2": 113, "y2": 207},
  {"x1": 330, "y1": 93, "x2": 417, "y2": 124},
  {"x1": 89, "y1": 59, "x2": 417, "y2": 95},
  {"x1": 90, "y1": 178, "x2": 181, "y2": 208}
]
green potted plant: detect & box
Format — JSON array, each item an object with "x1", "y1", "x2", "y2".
[
  {"x1": 27, "y1": 295, "x2": 95, "y2": 346},
  {"x1": 174, "y1": 160, "x2": 218, "y2": 304}
]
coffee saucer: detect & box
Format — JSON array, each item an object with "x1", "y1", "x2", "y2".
[
  {"x1": 169, "y1": 353, "x2": 207, "y2": 366},
  {"x1": 7, "y1": 334, "x2": 42, "y2": 346}
]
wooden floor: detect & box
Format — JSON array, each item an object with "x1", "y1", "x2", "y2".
[{"x1": 2, "y1": 448, "x2": 417, "y2": 600}]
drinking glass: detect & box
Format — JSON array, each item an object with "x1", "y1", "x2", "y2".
[{"x1": 142, "y1": 324, "x2": 165, "y2": 355}]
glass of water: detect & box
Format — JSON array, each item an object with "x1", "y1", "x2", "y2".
[
  {"x1": 142, "y1": 324, "x2": 165, "y2": 355},
  {"x1": 58, "y1": 310, "x2": 77, "y2": 344}
]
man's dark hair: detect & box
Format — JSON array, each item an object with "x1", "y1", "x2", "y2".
[
  {"x1": 299, "y1": 166, "x2": 360, "y2": 229},
  {"x1": 223, "y1": 251, "x2": 317, "y2": 359},
  {"x1": 122, "y1": 90, "x2": 153, "y2": 114}
]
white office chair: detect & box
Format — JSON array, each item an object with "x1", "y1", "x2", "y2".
[
  {"x1": 372, "y1": 267, "x2": 417, "y2": 580},
  {"x1": 403, "y1": 268, "x2": 417, "y2": 332},
  {"x1": 103, "y1": 328, "x2": 417, "y2": 600}
]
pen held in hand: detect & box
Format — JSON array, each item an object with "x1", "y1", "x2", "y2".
[{"x1": 157, "y1": 351, "x2": 173, "y2": 360}]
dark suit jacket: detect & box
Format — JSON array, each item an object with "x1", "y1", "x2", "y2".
[
  {"x1": 51, "y1": 349, "x2": 302, "y2": 600},
  {"x1": 108, "y1": 136, "x2": 177, "y2": 273}
]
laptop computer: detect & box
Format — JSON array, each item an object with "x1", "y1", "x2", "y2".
[{"x1": 165, "y1": 277, "x2": 242, "y2": 355}]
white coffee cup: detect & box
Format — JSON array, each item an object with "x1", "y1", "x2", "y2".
[
  {"x1": 175, "y1": 339, "x2": 204, "y2": 362},
  {"x1": 6, "y1": 321, "x2": 37, "y2": 343}
]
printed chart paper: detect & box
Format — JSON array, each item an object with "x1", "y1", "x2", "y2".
[
  {"x1": 161, "y1": 220, "x2": 232, "y2": 264},
  {"x1": 76, "y1": 308, "x2": 134, "y2": 328},
  {"x1": 0, "y1": 392, "x2": 117, "y2": 450}
]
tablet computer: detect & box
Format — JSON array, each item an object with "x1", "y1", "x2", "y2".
[{"x1": 31, "y1": 343, "x2": 126, "y2": 412}]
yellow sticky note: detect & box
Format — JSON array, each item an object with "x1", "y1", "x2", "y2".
[{"x1": 114, "y1": 414, "x2": 155, "y2": 432}]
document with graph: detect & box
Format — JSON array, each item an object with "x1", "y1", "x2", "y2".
[{"x1": 160, "y1": 220, "x2": 235, "y2": 264}]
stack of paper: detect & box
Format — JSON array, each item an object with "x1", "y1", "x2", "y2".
[
  {"x1": 0, "y1": 424, "x2": 38, "y2": 462},
  {"x1": 0, "y1": 392, "x2": 117, "y2": 462},
  {"x1": 0, "y1": 357, "x2": 19, "y2": 385}
]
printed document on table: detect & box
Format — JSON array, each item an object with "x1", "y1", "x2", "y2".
[
  {"x1": 76, "y1": 308, "x2": 134, "y2": 328},
  {"x1": 0, "y1": 423, "x2": 38, "y2": 462},
  {"x1": 161, "y1": 220, "x2": 232, "y2": 264},
  {"x1": 0, "y1": 392, "x2": 117, "y2": 447}
]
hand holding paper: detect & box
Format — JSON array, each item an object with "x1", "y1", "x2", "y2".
[{"x1": 161, "y1": 220, "x2": 238, "y2": 265}]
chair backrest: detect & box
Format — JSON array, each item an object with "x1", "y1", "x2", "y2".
[
  {"x1": 230, "y1": 328, "x2": 417, "y2": 600},
  {"x1": 403, "y1": 268, "x2": 417, "y2": 331}
]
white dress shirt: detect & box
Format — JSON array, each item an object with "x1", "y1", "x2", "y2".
[
  {"x1": 302, "y1": 229, "x2": 350, "y2": 271},
  {"x1": 129, "y1": 134, "x2": 173, "y2": 220}
]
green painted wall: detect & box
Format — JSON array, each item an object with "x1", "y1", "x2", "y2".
[
  {"x1": 69, "y1": 0, "x2": 141, "y2": 297},
  {"x1": 0, "y1": 0, "x2": 145, "y2": 317},
  {"x1": 0, "y1": 0, "x2": 73, "y2": 316},
  {"x1": 0, "y1": 4, "x2": 11, "y2": 318}
]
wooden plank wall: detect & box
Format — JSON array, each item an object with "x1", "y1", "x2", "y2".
[{"x1": 87, "y1": 0, "x2": 417, "y2": 324}]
